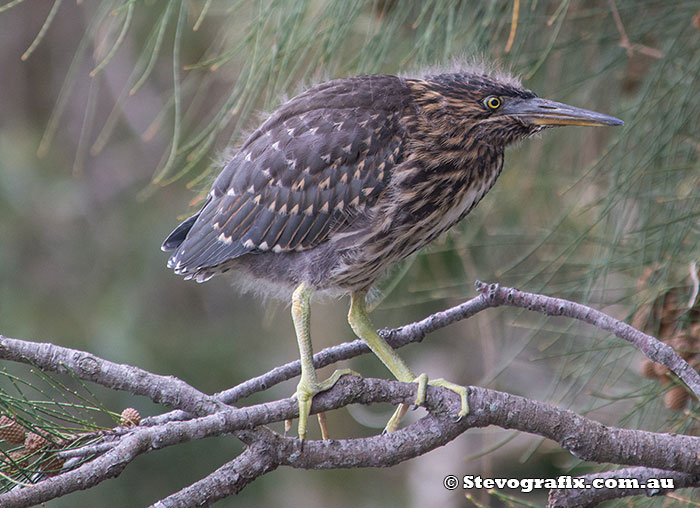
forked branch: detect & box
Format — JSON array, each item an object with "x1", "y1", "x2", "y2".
[{"x1": 0, "y1": 282, "x2": 696, "y2": 508}]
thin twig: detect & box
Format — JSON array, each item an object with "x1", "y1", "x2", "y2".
[
  {"x1": 548, "y1": 466, "x2": 700, "y2": 507},
  {"x1": 149, "y1": 279, "x2": 700, "y2": 427},
  {"x1": 608, "y1": 0, "x2": 663, "y2": 58},
  {"x1": 143, "y1": 293, "x2": 491, "y2": 426},
  {"x1": 474, "y1": 281, "x2": 700, "y2": 399}
]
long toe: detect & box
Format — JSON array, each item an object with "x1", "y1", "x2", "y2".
[
  {"x1": 295, "y1": 368, "x2": 358, "y2": 440},
  {"x1": 429, "y1": 378, "x2": 469, "y2": 419}
]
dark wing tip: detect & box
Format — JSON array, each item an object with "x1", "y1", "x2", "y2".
[{"x1": 162, "y1": 213, "x2": 199, "y2": 252}]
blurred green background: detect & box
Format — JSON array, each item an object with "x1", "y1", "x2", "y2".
[{"x1": 0, "y1": 1, "x2": 698, "y2": 506}]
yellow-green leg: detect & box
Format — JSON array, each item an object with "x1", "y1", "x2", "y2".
[
  {"x1": 348, "y1": 291, "x2": 469, "y2": 433},
  {"x1": 291, "y1": 282, "x2": 355, "y2": 440}
]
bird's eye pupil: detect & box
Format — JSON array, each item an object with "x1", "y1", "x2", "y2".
[{"x1": 485, "y1": 96, "x2": 502, "y2": 110}]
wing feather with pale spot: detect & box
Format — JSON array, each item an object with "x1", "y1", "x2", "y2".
[{"x1": 162, "y1": 75, "x2": 410, "y2": 277}]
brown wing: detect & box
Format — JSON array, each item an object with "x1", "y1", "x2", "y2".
[{"x1": 163, "y1": 74, "x2": 410, "y2": 277}]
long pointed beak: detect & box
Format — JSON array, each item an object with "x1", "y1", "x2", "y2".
[{"x1": 503, "y1": 97, "x2": 623, "y2": 127}]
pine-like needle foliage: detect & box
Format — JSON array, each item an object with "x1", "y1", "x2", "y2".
[
  {"x1": 0, "y1": 365, "x2": 118, "y2": 492},
  {"x1": 1, "y1": 1, "x2": 698, "y2": 506}
]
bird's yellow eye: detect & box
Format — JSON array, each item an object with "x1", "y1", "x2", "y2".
[{"x1": 484, "y1": 96, "x2": 502, "y2": 110}]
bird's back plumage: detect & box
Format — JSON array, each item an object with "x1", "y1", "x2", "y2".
[{"x1": 164, "y1": 74, "x2": 412, "y2": 282}]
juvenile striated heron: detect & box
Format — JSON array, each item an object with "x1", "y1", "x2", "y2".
[{"x1": 162, "y1": 70, "x2": 623, "y2": 440}]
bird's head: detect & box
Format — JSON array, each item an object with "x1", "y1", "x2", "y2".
[{"x1": 408, "y1": 72, "x2": 623, "y2": 155}]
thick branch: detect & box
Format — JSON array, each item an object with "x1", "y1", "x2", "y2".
[{"x1": 298, "y1": 380, "x2": 700, "y2": 475}]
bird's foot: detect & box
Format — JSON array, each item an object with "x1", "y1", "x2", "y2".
[
  {"x1": 289, "y1": 368, "x2": 358, "y2": 441},
  {"x1": 384, "y1": 374, "x2": 469, "y2": 433}
]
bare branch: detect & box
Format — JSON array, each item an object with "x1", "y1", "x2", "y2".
[
  {"x1": 149, "y1": 280, "x2": 700, "y2": 429},
  {"x1": 142, "y1": 293, "x2": 491, "y2": 426},
  {"x1": 217, "y1": 292, "x2": 491, "y2": 405},
  {"x1": 1, "y1": 282, "x2": 699, "y2": 507},
  {"x1": 149, "y1": 441, "x2": 279, "y2": 508},
  {"x1": 4, "y1": 374, "x2": 700, "y2": 507},
  {"x1": 0, "y1": 335, "x2": 224, "y2": 416},
  {"x1": 474, "y1": 281, "x2": 700, "y2": 399},
  {"x1": 548, "y1": 466, "x2": 700, "y2": 507}
]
